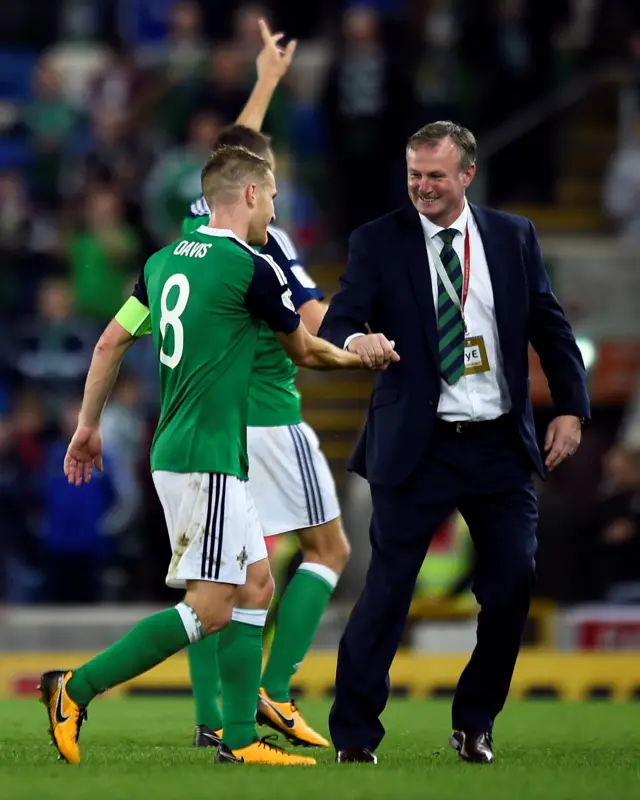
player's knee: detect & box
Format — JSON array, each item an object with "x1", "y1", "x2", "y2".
[
  {"x1": 236, "y1": 558, "x2": 274, "y2": 610},
  {"x1": 184, "y1": 582, "x2": 235, "y2": 636},
  {"x1": 299, "y1": 518, "x2": 351, "y2": 574},
  {"x1": 196, "y1": 604, "x2": 234, "y2": 637}
]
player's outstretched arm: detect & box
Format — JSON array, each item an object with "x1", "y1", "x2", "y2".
[
  {"x1": 298, "y1": 299, "x2": 328, "y2": 337},
  {"x1": 235, "y1": 19, "x2": 297, "y2": 131},
  {"x1": 276, "y1": 323, "x2": 399, "y2": 371},
  {"x1": 64, "y1": 319, "x2": 137, "y2": 486}
]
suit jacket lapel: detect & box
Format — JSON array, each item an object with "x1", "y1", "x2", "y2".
[
  {"x1": 401, "y1": 208, "x2": 439, "y2": 364},
  {"x1": 469, "y1": 204, "x2": 512, "y2": 358}
]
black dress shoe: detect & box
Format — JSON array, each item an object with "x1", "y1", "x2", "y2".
[
  {"x1": 335, "y1": 748, "x2": 378, "y2": 764},
  {"x1": 449, "y1": 730, "x2": 494, "y2": 763}
]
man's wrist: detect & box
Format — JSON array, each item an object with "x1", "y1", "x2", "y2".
[
  {"x1": 77, "y1": 416, "x2": 100, "y2": 430},
  {"x1": 255, "y1": 74, "x2": 279, "y2": 93},
  {"x1": 344, "y1": 332, "x2": 365, "y2": 351}
]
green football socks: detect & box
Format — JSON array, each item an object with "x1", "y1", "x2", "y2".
[
  {"x1": 261, "y1": 564, "x2": 338, "y2": 702},
  {"x1": 187, "y1": 633, "x2": 223, "y2": 731},
  {"x1": 218, "y1": 610, "x2": 267, "y2": 750},
  {"x1": 67, "y1": 604, "x2": 201, "y2": 706}
]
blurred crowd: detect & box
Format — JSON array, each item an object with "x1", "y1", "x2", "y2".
[{"x1": 1, "y1": 0, "x2": 640, "y2": 605}]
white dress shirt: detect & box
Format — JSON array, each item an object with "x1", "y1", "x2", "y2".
[
  {"x1": 420, "y1": 200, "x2": 511, "y2": 421},
  {"x1": 343, "y1": 200, "x2": 511, "y2": 421}
]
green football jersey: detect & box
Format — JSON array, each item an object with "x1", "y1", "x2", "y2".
[
  {"x1": 117, "y1": 225, "x2": 300, "y2": 478},
  {"x1": 181, "y1": 213, "x2": 323, "y2": 428}
]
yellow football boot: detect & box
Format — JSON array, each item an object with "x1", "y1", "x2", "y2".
[
  {"x1": 39, "y1": 670, "x2": 87, "y2": 764},
  {"x1": 215, "y1": 736, "x2": 316, "y2": 765},
  {"x1": 257, "y1": 688, "x2": 330, "y2": 748}
]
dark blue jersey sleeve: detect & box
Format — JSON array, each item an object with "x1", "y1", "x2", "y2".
[
  {"x1": 132, "y1": 267, "x2": 149, "y2": 306},
  {"x1": 263, "y1": 227, "x2": 324, "y2": 309},
  {"x1": 244, "y1": 252, "x2": 301, "y2": 334}
]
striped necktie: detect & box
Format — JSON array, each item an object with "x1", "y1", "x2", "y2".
[{"x1": 436, "y1": 228, "x2": 465, "y2": 385}]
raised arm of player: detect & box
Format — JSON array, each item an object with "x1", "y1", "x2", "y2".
[
  {"x1": 65, "y1": 275, "x2": 150, "y2": 486},
  {"x1": 235, "y1": 19, "x2": 297, "y2": 132}
]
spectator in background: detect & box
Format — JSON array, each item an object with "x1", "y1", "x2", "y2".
[
  {"x1": 590, "y1": 379, "x2": 640, "y2": 602},
  {"x1": 0, "y1": 413, "x2": 37, "y2": 604},
  {"x1": 0, "y1": 168, "x2": 64, "y2": 317},
  {"x1": 323, "y1": 5, "x2": 416, "y2": 242},
  {"x1": 143, "y1": 110, "x2": 222, "y2": 245},
  {"x1": 141, "y1": 0, "x2": 210, "y2": 141},
  {"x1": 595, "y1": 447, "x2": 640, "y2": 603},
  {"x1": 67, "y1": 184, "x2": 141, "y2": 322},
  {"x1": 461, "y1": 0, "x2": 570, "y2": 204},
  {"x1": 13, "y1": 277, "x2": 97, "y2": 423},
  {"x1": 11, "y1": 390, "x2": 46, "y2": 475},
  {"x1": 195, "y1": 45, "x2": 251, "y2": 123},
  {"x1": 0, "y1": 168, "x2": 34, "y2": 315},
  {"x1": 603, "y1": 122, "x2": 640, "y2": 242},
  {"x1": 233, "y1": 3, "x2": 273, "y2": 69},
  {"x1": 411, "y1": 0, "x2": 461, "y2": 124},
  {"x1": 22, "y1": 58, "x2": 80, "y2": 207},
  {"x1": 101, "y1": 371, "x2": 146, "y2": 599},
  {"x1": 40, "y1": 398, "x2": 118, "y2": 604},
  {"x1": 62, "y1": 104, "x2": 157, "y2": 210},
  {"x1": 90, "y1": 40, "x2": 144, "y2": 116}
]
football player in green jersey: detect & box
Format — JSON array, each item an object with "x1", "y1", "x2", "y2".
[
  {"x1": 185, "y1": 130, "x2": 348, "y2": 750},
  {"x1": 180, "y1": 24, "x2": 353, "y2": 750},
  {"x1": 39, "y1": 142, "x2": 399, "y2": 767}
]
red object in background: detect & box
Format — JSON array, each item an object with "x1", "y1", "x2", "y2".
[
  {"x1": 429, "y1": 516, "x2": 456, "y2": 552},
  {"x1": 590, "y1": 342, "x2": 640, "y2": 404},
  {"x1": 578, "y1": 621, "x2": 640, "y2": 650},
  {"x1": 528, "y1": 341, "x2": 640, "y2": 406},
  {"x1": 265, "y1": 535, "x2": 279, "y2": 556},
  {"x1": 528, "y1": 347, "x2": 552, "y2": 405},
  {"x1": 13, "y1": 675, "x2": 41, "y2": 696}
]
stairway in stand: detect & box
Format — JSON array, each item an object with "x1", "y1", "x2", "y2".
[
  {"x1": 297, "y1": 263, "x2": 373, "y2": 492},
  {"x1": 501, "y1": 79, "x2": 619, "y2": 234}
]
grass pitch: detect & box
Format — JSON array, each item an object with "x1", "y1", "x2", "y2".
[{"x1": 1, "y1": 698, "x2": 638, "y2": 799}]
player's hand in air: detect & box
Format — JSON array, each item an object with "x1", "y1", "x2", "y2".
[
  {"x1": 64, "y1": 425, "x2": 104, "y2": 487},
  {"x1": 348, "y1": 333, "x2": 400, "y2": 370},
  {"x1": 256, "y1": 18, "x2": 297, "y2": 83}
]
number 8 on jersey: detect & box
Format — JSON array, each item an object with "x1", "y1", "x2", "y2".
[{"x1": 160, "y1": 273, "x2": 190, "y2": 369}]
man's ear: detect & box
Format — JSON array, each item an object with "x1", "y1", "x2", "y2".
[
  {"x1": 463, "y1": 164, "x2": 476, "y2": 188},
  {"x1": 245, "y1": 182, "x2": 257, "y2": 208}
]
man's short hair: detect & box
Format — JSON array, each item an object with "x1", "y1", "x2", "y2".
[
  {"x1": 407, "y1": 121, "x2": 477, "y2": 171},
  {"x1": 213, "y1": 125, "x2": 273, "y2": 166},
  {"x1": 201, "y1": 145, "x2": 272, "y2": 206}
]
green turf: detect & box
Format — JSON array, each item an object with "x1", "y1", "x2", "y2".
[{"x1": 1, "y1": 698, "x2": 639, "y2": 799}]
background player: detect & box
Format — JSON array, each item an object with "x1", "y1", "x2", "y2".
[
  {"x1": 183, "y1": 22, "x2": 352, "y2": 750},
  {"x1": 40, "y1": 145, "x2": 393, "y2": 767}
]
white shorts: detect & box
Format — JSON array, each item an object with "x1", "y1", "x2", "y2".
[
  {"x1": 247, "y1": 422, "x2": 341, "y2": 536},
  {"x1": 152, "y1": 471, "x2": 267, "y2": 588}
]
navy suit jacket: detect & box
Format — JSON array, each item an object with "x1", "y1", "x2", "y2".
[{"x1": 319, "y1": 204, "x2": 591, "y2": 486}]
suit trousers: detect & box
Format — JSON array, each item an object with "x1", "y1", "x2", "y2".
[{"x1": 329, "y1": 415, "x2": 538, "y2": 751}]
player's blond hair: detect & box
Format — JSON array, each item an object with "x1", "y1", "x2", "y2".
[{"x1": 201, "y1": 145, "x2": 273, "y2": 207}]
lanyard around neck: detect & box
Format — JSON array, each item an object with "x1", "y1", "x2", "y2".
[{"x1": 424, "y1": 227, "x2": 471, "y2": 334}]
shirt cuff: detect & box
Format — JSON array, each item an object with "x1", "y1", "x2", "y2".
[{"x1": 344, "y1": 332, "x2": 366, "y2": 351}]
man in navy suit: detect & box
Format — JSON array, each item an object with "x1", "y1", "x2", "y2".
[{"x1": 320, "y1": 121, "x2": 590, "y2": 764}]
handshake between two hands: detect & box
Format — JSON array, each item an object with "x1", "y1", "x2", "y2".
[{"x1": 347, "y1": 333, "x2": 400, "y2": 371}]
